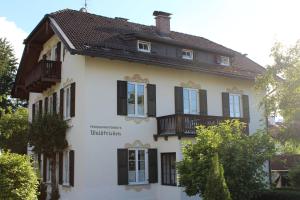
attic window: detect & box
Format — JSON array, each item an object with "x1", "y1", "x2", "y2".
[
  {"x1": 216, "y1": 55, "x2": 230, "y2": 66},
  {"x1": 137, "y1": 40, "x2": 151, "y2": 53},
  {"x1": 182, "y1": 49, "x2": 193, "y2": 60}
]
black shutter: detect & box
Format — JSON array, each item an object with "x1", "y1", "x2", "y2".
[
  {"x1": 117, "y1": 81, "x2": 127, "y2": 115},
  {"x1": 56, "y1": 42, "x2": 61, "y2": 62},
  {"x1": 199, "y1": 89, "x2": 208, "y2": 115},
  {"x1": 117, "y1": 149, "x2": 128, "y2": 185},
  {"x1": 53, "y1": 92, "x2": 57, "y2": 113},
  {"x1": 148, "y1": 149, "x2": 158, "y2": 183},
  {"x1": 60, "y1": 88, "x2": 64, "y2": 117},
  {"x1": 44, "y1": 97, "x2": 48, "y2": 114},
  {"x1": 38, "y1": 153, "x2": 41, "y2": 170},
  {"x1": 32, "y1": 103, "x2": 35, "y2": 121},
  {"x1": 69, "y1": 150, "x2": 74, "y2": 187},
  {"x1": 222, "y1": 92, "x2": 230, "y2": 117},
  {"x1": 175, "y1": 87, "x2": 183, "y2": 114},
  {"x1": 39, "y1": 100, "x2": 43, "y2": 116},
  {"x1": 242, "y1": 95, "x2": 250, "y2": 120},
  {"x1": 71, "y1": 83, "x2": 76, "y2": 117},
  {"x1": 59, "y1": 152, "x2": 63, "y2": 185},
  {"x1": 147, "y1": 84, "x2": 156, "y2": 117},
  {"x1": 43, "y1": 155, "x2": 47, "y2": 182}
]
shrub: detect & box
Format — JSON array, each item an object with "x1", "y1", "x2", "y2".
[
  {"x1": 252, "y1": 189, "x2": 300, "y2": 200},
  {"x1": 289, "y1": 164, "x2": 300, "y2": 188},
  {"x1": 0, "y1": 152, "x2": 39, "y2": 200},
  {"x1": 204, "y1": 153, "x2": 232, "y2": 200}
]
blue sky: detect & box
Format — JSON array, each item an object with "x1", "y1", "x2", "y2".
[{"x1": 1, "y1": 0, "x2": 300, "y2": 65}]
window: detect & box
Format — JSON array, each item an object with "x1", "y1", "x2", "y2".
[
  {"x1": 137, "y1": 40, "x2": 151, "y2": 53},
  {"x1": 63, "y1": 151, "x2": 70, "y2": 185},
  {"x1": 229, "y1": 94, "x2": 242, "y2": 117},
  {"x1": 46, "y1": 158, "x2": 51, "y2": 183},
  {"x1": 182, "y1": 49, "x2": 193, "y2": 60},
  {"x1": 183, "y1": 88, "x2": 199, "y2": 114},
  {"x1": 35, "y1": 102, "x2": 39, "y2": 117},
  {"x1": 64, "y1": 85, "x2": 71, "y2": 119},
  {"x1": 128, "y1": 149, "x2": 148, "y2": 184},
  {"x1": 51, "y1": 46, "x2": 57, "y2": 61},
  {"x1": 161, "y1": 153, "x2": 176, "y2": 186},
  {"x1": 127, "y1": 82, "x2": 145, "y2": 117},
  {"x1": 48, "y1": 96, "x2": 53, "y2": 114},
  {"x1": 217, "y1": 55, "x2": 230, "y2": 66}
]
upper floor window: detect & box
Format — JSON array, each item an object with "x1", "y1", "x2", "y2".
[
  {"x1": 128, "y1": 148, "x2": 148, "y2": 184},
  {"x1": 64, "y1": 85, "x2": 71, "y2": 120},
  {"x1": 183, "y1": 88, "x2": 199, "y2": 114},
  {"x1": 127, "y1": 82, "x2": 145, "y2": 117},
  {"x1": 182, "y1": 49, "x2": 193, "y2": 60},
  {"x1": 229, "y1": 94, "x2": 242, "y2": 117},
  {"x1": 137, "y1": 40, "x2": 151, "y2": 53},
  {"x1": 216, "y1": 55, "x2": 230, "y2": 66}
]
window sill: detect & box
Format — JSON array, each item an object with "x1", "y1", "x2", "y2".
[
  {"x1": 128, "y1": 182, "x2": 149, "y2": 186},
  {"x1": 127, "y1": 115, "x2": 147, "y2": 119},
  {"x1": 61, "y1": 183, "x2": 71, "y2": 187},
  {"x1": 162, "y1": 184, "x2": 177, "y2": 187}
]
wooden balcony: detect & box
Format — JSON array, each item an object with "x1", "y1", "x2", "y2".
[
  {"x1": 155, "y1": 114, "x2": 249, "y2": 140},
  {"x1": 25, "y1": 60, "x2": 61, "y2": 93}
]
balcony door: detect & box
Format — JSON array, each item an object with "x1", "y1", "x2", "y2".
[{"x1": 183, "y1": 88, "x2": 199, "y2": 114}]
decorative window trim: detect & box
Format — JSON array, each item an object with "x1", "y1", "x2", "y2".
[
  {"x1": 137, "y1": 40, "x2": 151, "y2": 53},
  {"x1": 127, "y1": 82, "x2": 147, "y2": 118},
  {"x1": 180, "y1": 80, "x2": 201, "y2": 90},
  {"x1": 182, "y1": 49, "x2": 193, "y2": 60},
  {"x1": 124, "y1": 74, "x2": 149, "y2": 84},
  {"x1": 229, "y1": 93, "x2": 243, "y2": 118}
]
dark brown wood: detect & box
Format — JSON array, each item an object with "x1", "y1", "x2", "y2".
[
  {"x1": 59, "y1": 152, "x2": 63, "y2": 185},
  {"x1": 60, "y1": 89, "x2": 64, "y2": 117},
  {"x1": 157, "y1": 114, "x2": 249, "y2": 136},
  {"x1": 117, "y1": 81, "x2": 127, "y2": 116},
  {"x1": 70, "y1": 82, "x2": 76, "y2": 117},
  {"x1": 56, "y1": 42, "x2": 61, "y2": 62},
  {"x1": 117, "y1": 149, "x2": 128, "y2": 185},
  {"x1": 32, "y1": 103, "x2": 35, "y2": 121},
  {"x1": 222, "y1": 92, "x2": 230, "y2": 117},
  {"x1": 69, "y1": 150, "x2": 74, "y2": 187},
  {"x1": 199, "y1": 89, "x2": 207, "y2": 115},
  {"x1": 148, "y1": 149, "x2": 158, "y2": 183},
  {"x1": 39, "y1": 100, "x2": 43, "y2": 116},
  {"x1": 175, "y1": 87, "x2": 183, "y2": 114},
  {"x1": 43, "y1": 154, "x2": 47, "y2": 182},
  {"x1": 147, "y1": 84, "x2": 156, "y2": 117},
  {"x1": 242, "y1": 95, "x2": 250, "y2": 121}
]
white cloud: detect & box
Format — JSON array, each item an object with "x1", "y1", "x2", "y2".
[{"x1": 0, "y1": 17, "x2": 27, "y2": 62}]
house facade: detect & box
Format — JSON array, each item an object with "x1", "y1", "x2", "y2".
[{"x1": 13, "y1": 9, "x2": 266, "y2": 200}]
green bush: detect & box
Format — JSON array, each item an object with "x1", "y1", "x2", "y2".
[
  {"x1": 0, "y1": 152, "x2": 39, "y2": 200},
  {"x1": 204, "y1": 153, "x2": 232, "y2": 200},
  {"x1": 252, "y1": 189, "x2": 300, "y2": 200},
  {"x1": 289, "y1": 164, "x2": 300, "y2": 188}
]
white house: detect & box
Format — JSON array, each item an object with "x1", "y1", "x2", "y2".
[{"x1": 13, "y1": 9, "x2": 267, "y2": 200}]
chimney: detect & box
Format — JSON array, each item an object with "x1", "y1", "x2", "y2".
[{"x1": 153, "y1": 11, "x2": 172, "y2": 36}]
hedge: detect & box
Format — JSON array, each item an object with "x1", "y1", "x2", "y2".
[{"x1": 252, "y1": 189, "x2": 300, "y2": 200}]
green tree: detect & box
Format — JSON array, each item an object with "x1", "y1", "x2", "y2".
[
  {"x1": 289, "y1": 164, "x2": 300, "y2": 189},
  {"x1": 0, "y1": 108, "x2": 28, "y2": 154},
  {"x1": 29, "y1": 113, "x2": 68, "y2": 200},
  {"x1": 256, "y1": 40, "x2": 300, "y2": 150},
  {"x1": 0, "y1": 152, "x2": 39, "y2": 200},
  {"x1": 0, "y1": 38, "x2": 18, "y2": 115},
  {"x1": 177, "y1": 120, "x2": 275, "y2": 200},
  {"x1": 204, "y1": 153, "x2": 232, "y2": 200}
]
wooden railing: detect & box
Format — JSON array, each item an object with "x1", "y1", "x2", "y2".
[
  {"x1": 25, "y1": 60, "x2": 61, "y2": 91},
  {"x1": 157, "y1": 114, "x2": 249, "y2": 136}
]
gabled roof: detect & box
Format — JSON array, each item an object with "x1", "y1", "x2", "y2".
[{"x1": 13, "y1": 9, "x2": 266, "y2": 99}]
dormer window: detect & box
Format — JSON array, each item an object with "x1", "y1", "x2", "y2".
[
  {"x1": 216, "y1": 55, "x2": 230, "y2": 66},
  {"x1": 137, "y1": 40, "x2": 151, "y2": 53},
  {"x1": 182, "y1": 49, "x2": 193, "y2": 60}
]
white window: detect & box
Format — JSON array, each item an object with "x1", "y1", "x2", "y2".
[
  {"x1": 63, "y1": 151, "x2": 70, "y2": 185},
  {"x1": 48, "y1": 96, "x2": 53, "y2": 114},
  {"x1": 46, "y1": 158, "x2": 51, "y2": 183},
  {"x1": 127, "y1": 82, "x2": 146, "y2": 117},
  {"x1": 137, "y1": 40, "x2": 151, "y2": 53},
  {"x1": 128, "y1": 149, "x2": 148, "y2": 184},
  {"x1": 64, "y1": 85, "x2": 71, "y2": 120},
  {"x1": 183, "y1": 88, "x2": 199, "y2": 114},
  {"x1": 229, "y1": 94, "x2": 242, "y2": 118},
  {"x1": 35, "y1": 102, "x2": 39, "y2": 117},
  {"x1": 217, "y1": 55, "x2": 230, "y2": 66},
  {"x1": 182, "y1": 49, "x2": 193, "y2": 60},
  {"x1": 51, "y1": 46, "x2": 57, "y2": 61}
]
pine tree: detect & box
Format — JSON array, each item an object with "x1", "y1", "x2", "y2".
[{"x1": 204, "y1": 153, "x2": 232, "y2": 200}]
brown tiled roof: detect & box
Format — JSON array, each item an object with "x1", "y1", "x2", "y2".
[{"x1": 48, "y1": 9, "x2": 265, "y2": 79}]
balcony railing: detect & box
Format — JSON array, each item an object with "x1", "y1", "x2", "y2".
[
  {"x1": 156, "y1": 114, "x2": 249, "y2": 138},
  {"x1": 25, "y1": 60, "x2": 61, "y2": 92}
]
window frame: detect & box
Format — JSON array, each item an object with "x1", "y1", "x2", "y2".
[
  {"x1": 63, "y1": 150, "x2": 70, "y2": 186},
  {"x1": 64, "y1": 85, "x2": 71, "y2": 120},
  {"x1": 217, "y1": 55, "x2": 230, "y2": 66},
  {"x1": 183, "y1": 88, "x2": 199, "y2": 114},
  {"x1": 161, "y1": 152, "x2": 177, "y2": 186},
  {"x1": 128, "y1": 148, "x2": 149, "y2": 185},
  {"x1": 182, "y1": 49, "x2": 193, "y2": 60},
  {"x1": 127, "y1": 82, "x2": 147, "y2": 117},
  {"x1": 229, "y1": 93, "x2": 243, "y2": 118},
  {"x1": 137, "y1": 40, "x2": 151, "y2": 53}
]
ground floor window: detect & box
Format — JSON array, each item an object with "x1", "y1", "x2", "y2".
[
  {"x1": 46, "y1": 158, "x2": 51, "y2": 183},
  {"x1": 128, "y1": 148, "x2": 148, "y2": 184},
  {"x1": 161, "y1": 153, "x2": 176, "y2": 186},
  {"x1": 63, "y1": 151, "x2": 70, "y2": 185}
]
